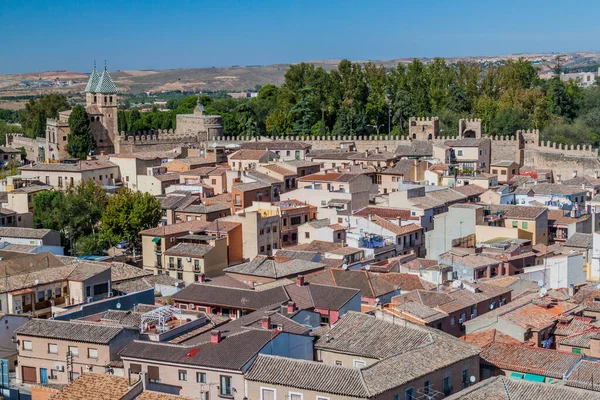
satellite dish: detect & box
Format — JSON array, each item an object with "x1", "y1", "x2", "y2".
[
  {"x1": 34, "y1": 279, "x2": 39, "y2": 286},
  {"x1": 365, "y1": 265, "x2": 371, "y2": 271},
  {"x1": 537, "y1": 280, "x2": 545, "y2": 288},
  {"x1": 462, "y1": 269, "x2": 468, "y2": 274},
  {"x1": 470, "y1": 376, "x2": 476, "y2": 383},
  {"x1": 393, "y1": 285, "x2": 401, "y2": 291},
  {"x1": 342, "y1": 263, "x2": 348, "y2": 270},
  {"x1": 116, "y1": 302, "x2": 121, "y2": 309},
  {"x1": 540, "y1": 287, "x2": 548, "y2": 297},
  {"x1": 596, "y1": 283, "x2": 600, "y2": 290}
]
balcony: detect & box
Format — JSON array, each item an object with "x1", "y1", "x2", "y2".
[{"x1": 22, "y1": 296, "x2": 66, "y2": 313}]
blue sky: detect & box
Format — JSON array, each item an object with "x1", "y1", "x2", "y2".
[{"x1": 1, "y1": 0, "x2": 599, "y2": 74}]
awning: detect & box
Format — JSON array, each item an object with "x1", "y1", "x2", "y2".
[
  {"x1": 524, "y1": 374, "x2": 545, "y2": 383},
  {"x1": 509, "y1": 372, "x2": 524, "y2": 380},
  {"x1": 152, "y1": 237, "x2": 161, "y2": 243}
]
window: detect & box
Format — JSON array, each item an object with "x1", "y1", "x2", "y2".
[
  {"x1": 512, "y1": 221, "x2": 518, "y2": 228},
  {"x1": 261, "y1": 388, "x2": 275, "y2": 400},
  {"x1": 148, "y1": 366, "x2": 160, "y2": 383},
  {"x1": 443, "y1": 376, "x2": 452, "y2": 394},
  {"x1": 55, "y1": 287, "x2": 62, "y2": 298},
  {"x1": 260, "y1": 246, "x2": 265, "y2": 253},
  {"x1": 405, "y1": 387, "x2": 415, "y2": 400},
  {"x1": 492, "y1": 169, "x2": 498, "y2": 174},
  {"x1": 424, "y1": 380, "x2": 432, "y2": 395},
  {"x1": 450, "y1": 317, "x2": 456, "y2": 327},
  {"x1": 462, "y1": 369, "x2": 469, "y2": 388},
  {"x1": 38, "y1": 291, "x2": 45, "y2": 302},
  {"x1": 88, "y1": 348, "x2": 98, "y2": 359},
  {"x1": 178, "y1": 370, "x2": 187, "y2": 381},
  {"x1": 23, "y1": 341, "x2": 32, "y2": 351},
  {"x1": 573, "y1": 347, "x2": 582, "y2": 354},
  {"x1": 130, "y1": 363, "x2": 141, "y2": 374},
  {"x1": 50, "y1": 369, "x2": 58, "y2": 380},
  {"x1": 194, "y1": 259, "x2": 200, "y2": 271},
  {"x1": 219, "y1": 375, "x2": 232, "y2": 396},
  {"x1": 260, "y1": 229, "x2": 264, "y2": 235},
  {"x1": 169, "y1": 257, "x2": 175, "y2": 268},
  {"x1": 273, "y1": 226, "x2": 277, "y2": 233},
  {"x1": 197, "y1": 372, "x2": 206, "y2": 383},
  {"x1": 522, "y1": 222, "x2": 528, "y2": 229},
  {"x1": 457, "y1": 150, "x2": 463, "y2": 156},
  {"x1": 305, "y1": 232, "x2": 310, "y2": 239},
  {"x1": 93, "y1": 282, "x2": 109, "y2": 296},
  {"x1": 47, "y1": 289, "x2": 52, "y2": 300},
  {"x1": 335, "y1": 360, "x2": 342, "y2": 366},
  {"x1": 289, "y1": 393, "x2": 302, "y2": 400},
  {"x1": 353, "y1": 360, "x2": 366, "y2": 368},
  {"x1": 290, "y1": 216, "x2": 302, "y2": 225},
  {"x1": 48, "y1": 343, "x2": 58, "y2": 354}
]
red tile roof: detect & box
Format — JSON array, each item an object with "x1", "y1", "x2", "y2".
[
  {"x1": 481, "y1": 342, "x2": 582, "y2": 378},
  {"x1": 354, "y1": 207, "x2": 417, "y2": 220},
  {"x1": 461, "y1": 329, "x2": 521, "y2": 348}
]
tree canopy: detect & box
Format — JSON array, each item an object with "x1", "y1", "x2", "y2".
[
  {"x1": 112, "y1": 58, "x2": 599, "y2": 146},
  {"x1": 67, "y1": 105, "x2": 95, "y2": 159}
]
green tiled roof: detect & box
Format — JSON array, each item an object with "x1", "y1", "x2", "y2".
[
  {"x1": 84, "y1": 68, "x2": 100, "y2": 93},
  {"x1": 94, "y1": 69, "x2": 117, "y2": 93}
]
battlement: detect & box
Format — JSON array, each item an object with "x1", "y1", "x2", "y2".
[
  {"x1": 538, "y1": 141, "x2": 598, "y2": 156},
  {"x1": 489, "y1": 135, "x2": 518, "y2": 142},
  {"x1": 409, "y1": 117, "x2": 440, "y2": 122}
]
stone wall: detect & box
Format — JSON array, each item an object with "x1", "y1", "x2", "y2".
[{"x1": 5, "y1": 133, "x2": 44, "y2": 162}]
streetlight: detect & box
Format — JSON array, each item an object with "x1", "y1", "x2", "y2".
[{"x1": 367, "y1": 124, "x2": 384, "y2": 135}]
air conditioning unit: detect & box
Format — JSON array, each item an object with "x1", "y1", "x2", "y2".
[
  {"x1": 56, "y1": 365, "x2": 65, "y2": 372},
  {"x1": 458, "y1": 317, "x2": 465, "y2": 324},
  {"x1": 87, "y1": 296, "x2": 94, "y2": 303},
  {"x1": 189, "y1": 304, "x2": 195, "y2": 310},
  {"x1": 14, "y1": 306, "x2": 22, "y2": 314},
  {"x1": 499, "y1": 300, "x2": 506, "y2": 306},
  {"x1": 470, "y1": 314, "x2": 477, "y2": 319},
  {"x1": 186, "y1": 257, "x2": 191, "y2": 262}
]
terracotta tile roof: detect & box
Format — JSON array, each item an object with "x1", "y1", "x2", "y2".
[
  {"x1": 136, "y1": 391, "x2": 192, "y2": 400},
  {"x1": 19, "y1": 160, "x2": 117, "y2": 172},
  {"x1": 139, "y1": 219, "x2": 239, "y2": 237},
  {"x1": 249, "y1": 313, "x2": 479, "y2": 397},
  {"x1": 240, "y1": 141, "x2": 311, "y2": 151},
  {"x1": 110, "y1": 262, "x2": 153, "y2": 282},
  {"x1": 564, "y1": 233, "x2": 593, "y2": 249},
  {"x1": 502, "y1": 206, "x2": 547, "y2": 220},
  {"x1": 224, "y1": 255, "x2": 326, "y2": 278},
  {"x1": 354, "y1": 206, "x2": 416, "y2": 220},
  {"x1": 370, "y1": 215, "x2": 422, "y2": 236},
  {"x1": 51, "y1": 373, "x2": 131, "y2": 400},
  {"x1": 555, "y1": 316, "x2": 594, "y2": 337},
  {"x1": 557, "y1": 328, "x2": 600, "y2": 348},
  {"x1": 203, "y1": 192, "x2": 232, "y2": 205},
  {"x1": 501, "y1": 303, "x2": 559, "y2": 330},
  {"x1": 228, "y1": 149, "x2": 271, "y2": 160},
  {"x1": 401, "y1": 258, "x2": 440, "y2": 271},
  {"x1": 298, "y1": 172, "x2": 342, "y2": 182},
  {"x1": 481, "y1": 342, "x2": 581, "y2": 378},
  {"x1": 548, "y1": 209, "x2": 591, "y2": 225},
  {"x1": 452, "y1": 184, "x2": 486, "y2": 197},
  {"x1": 445, "y1": 376, "x2": 599, "y2": 400},
  {"x1": 461, "y1": 329, "x2": 521, "y2": 348},
  {"x1": 16, "y1": 319, "x2": 126, "y2": 344},
  {"x1": 566, "y1": 360, "x2": 600, "y2": 392},
  {"x1": 260, "y1": 164, "x2": 297, "y2": 176}
]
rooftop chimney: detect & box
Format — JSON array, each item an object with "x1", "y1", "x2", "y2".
[
  {"x1": 568, "y1": 284, "x2": 575, "y2": 297},
  {"x1": 261, "y1": 316, "x2": 271, "y2": 329},
  {"x1": 296, "y1": 275, "x2": 305, "y2": 287},
  {"x1": 368, "y1": 214, "x2": 373, "y2": 222},
  {"x1": 595, "y1": 171, "x2": 600, "y2": 179},
  {"x1": 210, "y1": 330, "x2": 222, "y2": 344},
  {"x1": 375, "y1": 147, "x2": 380, "y2": 154},
  {"x1": 287, "y1": 302, "x2": 296, "y2": 313}
]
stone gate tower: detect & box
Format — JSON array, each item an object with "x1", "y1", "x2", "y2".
[{"x1": 84, "y1": 63, "x2": 118, "y2": 154}]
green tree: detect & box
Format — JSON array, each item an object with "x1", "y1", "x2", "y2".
[
  {"x1": 100, "y1": 189, "x2": 161, "y2": 252},
  {"x1": 20, "y1": 94, "x2": 70, "y2": 138},
  {"x1": 67, "y1": 105, "x2": 94, "y2": 159}
]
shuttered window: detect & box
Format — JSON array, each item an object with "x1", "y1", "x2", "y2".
[{"x1": 148, "y1": 366, "x2": 160, "y2": 382}]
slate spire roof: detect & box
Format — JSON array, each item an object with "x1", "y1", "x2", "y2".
[
  {"x1": 84, "y1": 63, "x2": 100, "y2": 93},
  {"x1": 94, "y1": 64, "x2": 117, "y2": 93}
]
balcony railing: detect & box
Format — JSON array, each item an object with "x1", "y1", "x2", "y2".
[{"x1": 22, "y1": 296, "x2": 66, "y2": 313}]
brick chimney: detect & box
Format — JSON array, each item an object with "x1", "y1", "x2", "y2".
[
  {"x1": 287, "y1": 302, "x2": 296, "y2": 313},
  {"x1": 296, "y1": 275, "x2": 305, "y2": 287},
  {"x1": 210, "y1": 330, "x2": 222, "y2": 344},
  {"x1": 261, "y1": 316, "x2": 271, "y2": 329}
]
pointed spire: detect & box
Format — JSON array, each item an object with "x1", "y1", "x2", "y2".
[
  {"x1": 85, "y1": 62, "x2": 101, "y2": 93},
  {"x1": 194, "y1": 94, "x2": 205, "y2": 115},
  {"x1": 95, "y1": 61, "x2": 117, "y2": 93}
]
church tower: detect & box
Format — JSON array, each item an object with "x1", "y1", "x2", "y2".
[{"x1": 84, "y1": 62, "x2": 118, "y2": 154}]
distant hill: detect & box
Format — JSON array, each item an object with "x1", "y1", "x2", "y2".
[{"x1": 1, "y1": 51, "x2": 599, "y2": 98}]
